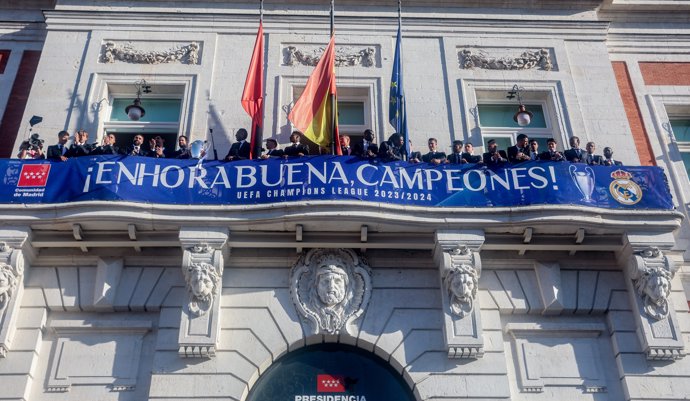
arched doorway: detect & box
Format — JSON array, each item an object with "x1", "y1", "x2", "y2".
[{"x1": 246, "y1": 343, "x2": 416, "y2": 401}]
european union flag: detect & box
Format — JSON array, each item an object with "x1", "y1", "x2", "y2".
[{"x1": 389, "y1": 25, "x2": 409, "y2": 158}]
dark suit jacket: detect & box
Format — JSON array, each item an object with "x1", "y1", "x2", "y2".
[
  {"x1": 283, "y1": 143, "x2": 310, "y2": 157},
  {"x1": 263, "y1": 148, "x2": 284, "y2": 158},
  {"x1": 341, "y1": 146, "x2": 353, "y2": 156},
  {"x1": 507, "y1": 145, "x2": 528, "y2": 164},
  {"x1": 351, "y1": 140, "x2": 378, "y2": 158},
  {"x1": 125, "y1": 145, "x2": 150, "y2": 157},
  {"x1": 67, "y1": 143, "x2": 94, "y2": 157},
  {"x1": 93, "y1": 144, "x2": 121, "y2": 155},
  {"x1": 172, "y1": 147, "x2": 190, "y2": 159},
  {"x1": 422, "y1": 151, "x2": 447, "y2": 163},
  {"x1": 584, "y1": 153, "x2": 603, "y2": 165},
  {"x1": 225, "y1": 141, "x2": 251, "y2": 160},
  {"x1": 602, "y1": 158, "x2": 622, "y2": 166},
  {"x1": 462, "y1": 152, "x2": 482, "y2": 164},
  {"x1": 564, "y1": 148, "x2": 586, "y2": 163},
  {"x1": 378, "y1": 141, "x2": 404, "y2": 161},
  {"x1": 46, "y1": 144, "x2": 68, "y2": 160},
  {"x1": 447, "y1": 152, "x2": 465, "y2": 164},
  {"x1": 482, "y1": 150, "x2": 508, "y2": 166},
  {"x1": 539, "y1": 150, "x2": 565, "y2": 161}
]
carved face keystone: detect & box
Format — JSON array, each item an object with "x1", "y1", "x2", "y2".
[
  {"x1": 189, "y1": 265, "x2": 214, "y2": 299},
  {"x1": 450, "y1": 272, "x2": 475, "y2": 300}
]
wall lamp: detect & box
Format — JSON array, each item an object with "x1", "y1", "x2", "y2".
[
  {"x1": 125, "y1": 79, "x2": 151, "y2": 121},
  {"x1": 506, "y1": 84, "x2": 533, "y2": 127}
]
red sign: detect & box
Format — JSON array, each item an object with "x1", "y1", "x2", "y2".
[
  {"x1": 18, "y1": 164, "x2": 51, "y2": 187},
  {"x1": 317, "y1": 374, "x2": 346, "y2": 393}
]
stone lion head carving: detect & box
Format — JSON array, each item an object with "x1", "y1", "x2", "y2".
[
  {"x1": 629, "y1": 246, "x2": 675, "y2": 321},
  {"x1": 0, "y1": 263, "x2": 19, "y2": 312},
  {"x1": 444, "y1": 263, "x2": 479, "y2": 318},
  {"x1": 291, "y1": 249, "x2": 371, "y2": 335},
  {"x1": 184, "y1": 262, "x2": 220, "y2": 316}
]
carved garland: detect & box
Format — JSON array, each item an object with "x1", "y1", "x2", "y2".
[
  {"x1": 461, "y1": 48, "x2": 552, "y2": 71},
  {"x1": 102, "y1": 41, "x2": 200, "y2": 65},
  {"x1": 284, "y1": 46, "x2": 376, "y2": 67}
]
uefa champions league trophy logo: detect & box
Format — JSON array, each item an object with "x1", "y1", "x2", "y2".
[{"x1": 569, "y1": 164, "x2": 595, "y2": 202}]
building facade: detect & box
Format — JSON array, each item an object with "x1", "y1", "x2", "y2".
[{"x1": 0, "y1": 1, "x2": 689, "y2": 400}]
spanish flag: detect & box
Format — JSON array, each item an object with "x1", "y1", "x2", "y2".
[
  {"x1": 288, "y1": 36, "x2": 341, "y2": 155},
  {"x1": 241, "y1": 22, "x2": 264, "y2": 159}
]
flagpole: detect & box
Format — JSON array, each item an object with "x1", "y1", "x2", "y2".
[
  {"x1": 330, "y1": 0, "x2": 337, "y2": 155},
  {"x1": 398, "y1": 0, "x2": 409, "y2": 161},
  {"x1": 255, "y1": 0, "x2": 264, "y2": 159}
]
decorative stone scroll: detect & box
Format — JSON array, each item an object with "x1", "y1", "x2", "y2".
[
  {"x1": 101, "y1": 41, "x2": 200, "y2": 65},
  {"x1": 290, "y1": 248, "x2": 372, "y2": 336},
  {"x1": 0, "y1": 228, "x2": 30, "y2": 358},
  {"x1": 283, "y1": 45, "x2": 377, "y2": 67},
  {"x1": 433, "y1": 230, "x2": 485, "y2": 359},
  {"x1": 460, "y1": 48, "x2": 553, "y2": 71},
  {"x1": 622, "y1": 233, "x2": 685, "y2": 361},
  {"x1": 178, "y1": 227, "x2": 228, "y2": 358}
]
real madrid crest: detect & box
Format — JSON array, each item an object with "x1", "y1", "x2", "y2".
[{"x1": 609, "y1": 169, "x2": 642, "y2": 205}]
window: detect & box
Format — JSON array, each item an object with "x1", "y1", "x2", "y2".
[
  {"x1": 478, "y1": 102, "x2": 551, "y2": 151},
  {"x1": 671, "y1": 119, "x2": 690, "y2": 177}
]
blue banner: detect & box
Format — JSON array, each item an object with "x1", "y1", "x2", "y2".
[{"x1": 0, "y1": 155, "x2": 673, "y2": 209}]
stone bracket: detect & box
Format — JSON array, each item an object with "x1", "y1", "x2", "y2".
[
  {"x1": 178, "y1": 227, "x2": 228, "y2": 358},
  {"x1": 433, "y1": 230, "x2": 485, "y2": 359},
  {"x1": 0, "y1": 227, "x2": 31, "y2": 358},
  {"x1": 621, "y1": 233, "x2": 685, "y2": 361}
]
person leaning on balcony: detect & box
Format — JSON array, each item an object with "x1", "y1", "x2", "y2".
[
  {"x1": 283, "y1": 131, "x2": 310, "y2": 157},
  {"x1": 482, "y1": 139, "x2": 508, "y2": 166},
  {"x1": 602, "y1": 146, "x2": 622, "y2": 166},
  {"x1": 224, "y1": 128, "x2": 251, "y2": 161},
  {"x1": 150, "y1": 135, "x2": 173, "y2": 158},
  {"x1": 539, "y1": 138, "x2": 565, "y2": 161},
  {"x1": 584, "y1": 141, "x2": 603, "y2": 165},
  {"x1": 125, "y1": 134, "x2": 150, "y2": 157},
  {"x1": 172, "y1": 135, "x2": 190, "y2": 159},
  {"x1": 462, "y1": 142, "x2": 482, "y2": 164},
  {"x1": 422, "y1": 138, "x2": 447, "y2": 165},
  {"x1": 46, "y1": 130, "x2": 71, "y2": 162},
  {"x1": 261, "y1": 138, "x2": 283, "y2": 158},
  {"x1": 92, "y1": 133, "x2": 120, "y2": 155},
  {"x1": 352, "y1": 129, "x2": 378, "y2": 158},
  {"x1": 446, "y1": 140, "x2": 465, "y2": 164},
  {"x1": 68, "y1": 130, "x2": 94, "y2": 157},
  {"x1": 564, "y1": 136, "x2": 586, "y2": 163},
  {"x1": 340, "y1": 135, "x2": 353, "y2": 155},
  {"x1": 508, "y1": 133, "x2": 531, "y2": 164},
  {"x1": 378, "y1": 133, "x2": 405, "y2": 162}
]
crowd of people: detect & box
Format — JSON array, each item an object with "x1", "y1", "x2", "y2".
[{"x1": 18, "y1": 128, "x2": 623, "y2": 167}]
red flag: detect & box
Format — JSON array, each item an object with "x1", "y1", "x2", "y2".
[
  {"x1": 288, "y1": 36, "x2": 341, "y2": 155},
  {"x1": 317, "y1": 374, "x2": 346, "y2": 393},
  {"x1": 18, "y1": 164, "x2": 50, "y2": 187},
  {"x1": 242, "y1": 22, "x2": 265, "y2": 159}
]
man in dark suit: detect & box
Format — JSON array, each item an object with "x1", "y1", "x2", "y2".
[
  {"x1": 462, "y1": 142, "x2": 482, "y2": 164},
  {"x1": 124, "y1": 134, "x2": 150, "y2": 157},
  {"x1": 340, "y1": 135, "x2": 353, "y2": 156},
  {"x1": 422, "y1": 138, "x2": 446, "y2": 165},
  {"x1": 172, "y1": 135, "x2": 191, "y2": 159},
  {"x1": 446, "y1": 140, "x2": 465, "y2": 164},
  {"x1": 507, "y1": 133, "x2": 530, "y2": 164},
  {"x1": 261, "y1": 138, "x2": 283, "y2": 158},
  {"x1": 602, "y1": 147, "x2": 622, "y2": 166},
  {"x1": 283, "y1": 131, "x2": 310, "y2": 157},
  {"x1": 46, "y1": 130, "x2": 70, "y2": 161},
  {"x1": 67, "y1": 130, "x2": 94, "y2": 157},
  {"x1": 352, "y1": 129, "x2": 378, "y2": 158},
  {"x1": 149, "y1": 135, "x2": 175, "y2": 158},
  {"x1": 93, "y1": 133, "x2": 121, "y2": 155},
  {"x1": 584, "y1": 141, "x2": 603, "y2": 165},
  {"x1": 564, "y1": 136, "x2": 586, "y2": 163},
  {"x1": 539, "y1": 138, "x2": 565, "y2": 161},
  {"x1": 378, "y1": 133, "x2": 405, "y2": 162},
  {"x1": 482, "y1": 139, "x2": 508, "y2": 166},
  {"x1": 224, "y1": 129, "x2": 251, "y2": 161}
]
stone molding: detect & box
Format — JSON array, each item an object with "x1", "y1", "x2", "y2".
[
  {"x1": 0, "y1": 228, "x2": 30, "y2": 358},
  {"x1": 101, "y1": 41, "x2": 200, "y2": 64},
  {"x1": 460, "y1": 48, "x2": 553, "y2": 71},
  {"x1": 283, "y1": 44, "x2": 377, "y2": 67},
  {"x1": 177, "y1": 227, "x2": 228, "y2": 358},
  {"x1": 433, "y1": 230, "x2": 485, "y2": 359},
  {"x1": 290, "y1": 248, "x2": 372, "y2": 336}
]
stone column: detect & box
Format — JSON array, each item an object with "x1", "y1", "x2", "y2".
[
  {"x1": 0, "y1": 227, "x2": 31, "y2": 358},
  {"x1": 620, "y1": 232, "x2": 685, "y2": 360},
  {"x1": 178, "y1": 227, "x2": 228, "y2": 358},
  {"x1": 432, "y1": 230, "x2": 485, "y2": 359}
]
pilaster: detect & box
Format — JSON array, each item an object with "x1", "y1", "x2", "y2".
[
  {"x1": 433, "y1": 230, "x2": 485, "y2": 359},
  {"x1": 620, "y1": 232, "x2": 685, "y2": 360},
  {"x1": 0, "y1": 227, "x2": 31, "y2": 358},
  {"x1": 177, "y1": 227, "x2": 228, "y2": 358}
]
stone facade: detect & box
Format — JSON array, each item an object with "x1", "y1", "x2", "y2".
[{"x1": 1, "y1": 1, "x2": 690, "y2": 401}]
